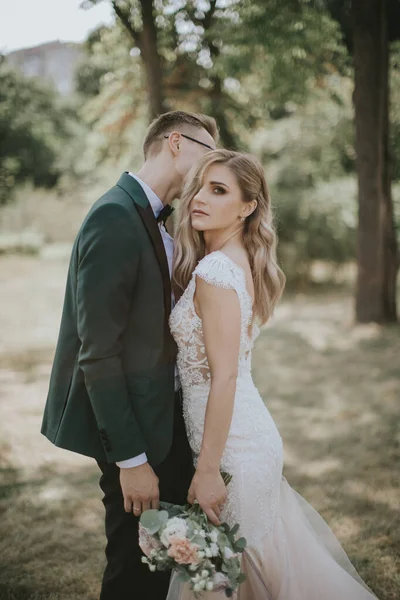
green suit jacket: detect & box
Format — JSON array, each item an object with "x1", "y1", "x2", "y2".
[{"x1": 41, "y1": 173, "x2": 177, "y2": 465}]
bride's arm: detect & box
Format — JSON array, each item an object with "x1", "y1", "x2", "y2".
[{"x1": 187, "y1": 276, "x2": 241, "y2": 525}]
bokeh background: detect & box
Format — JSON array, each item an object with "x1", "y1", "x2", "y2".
[{"x1": 0, "y1": 1, "x2": 399, "y2": 599}]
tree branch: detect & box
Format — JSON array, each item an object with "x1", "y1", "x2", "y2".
[
  {"x1": 202, "y1": 0, "x2": 218, "y2": 31},
  {"x1": 111, "y1": 0, "x2": 142, "y2": 50}
]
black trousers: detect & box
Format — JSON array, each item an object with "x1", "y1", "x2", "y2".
[{"x1": 97, "y1": 392, "x2": 194, "y2": 600}]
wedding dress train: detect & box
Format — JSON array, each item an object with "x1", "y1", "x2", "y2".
[{"x1": 168, "y1": 251, "x2": 377, "y2": 599}]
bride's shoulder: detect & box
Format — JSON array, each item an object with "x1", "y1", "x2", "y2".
[{"x1": 194, "y1": 251, "x2": 244, "y2": 288}]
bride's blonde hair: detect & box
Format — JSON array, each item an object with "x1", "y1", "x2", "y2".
[{"x1": 173, "y1": 149, "x2": 286, "y2": 324}]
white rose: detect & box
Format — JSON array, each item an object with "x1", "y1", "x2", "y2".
[
  {"x1": 209, "y1": 529, "x2": 219, "y2": 543},
  {"x1": 224, "y1": 546, "x2": 235, "y2": 560},
  {"x1": 160, "y1": 517, "x2": 188, "y2": 547},
  {"x1": 206, "y1": 581, "x2": 214, "y2": 591},
  {"x1": 209, "y1": 543, "x2": 219, "y2": 557}
]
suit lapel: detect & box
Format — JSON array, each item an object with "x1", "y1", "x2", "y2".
[
  {"x1": 136, "y1": 203, "x2": 172, "y2": 317},
  {"x1": 116, "y1": 173, "x2": 172, "y2": 317}
]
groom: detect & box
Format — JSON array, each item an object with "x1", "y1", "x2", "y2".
[{"x1": 41, "y1": 110, "x2": 218, "y2": 599}]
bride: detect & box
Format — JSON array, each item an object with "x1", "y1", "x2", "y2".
[{"x1": 167, "y1": 149, "x2": 378, "y2": 599}]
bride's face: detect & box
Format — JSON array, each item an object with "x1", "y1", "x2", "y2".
[{"x1": 190, "y1": 164, "x2": 249, "y2": 232}]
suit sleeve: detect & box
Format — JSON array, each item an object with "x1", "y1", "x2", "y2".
[{"x1": 76, "y1": 203, "x2": 147, "y2": 462}]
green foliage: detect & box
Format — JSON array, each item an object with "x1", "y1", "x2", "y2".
[
  {"x1": 251, "y1": 86, "x2": 358, "y2": 278},
  {"x1": 81, "y1": 0, "x2": 349, "y2": 149},
  {"x1": 3, "y1": 1, "x2": 395, "y2": 275},
  {"x1": 221, "y1": 0, "x2": 348, "y2": 115},
  {"x1": 276, "y1": 177, "x2": 357, "y2": 281},
  {"x1": 74, "y1": 23, "x2": 146, "y2": 162},
  {"x1": 162, "y1": 0, "x2": 348, "y2": 147},
  {"x1": 75, "y1": 25, "x2": 117, "y2": 98},
  {"x1": 0, "y1": 58, "x2": 83, "y2": 204},
  {"x1": 139, "y1": 509, "x2": 169, "y2": 534}
]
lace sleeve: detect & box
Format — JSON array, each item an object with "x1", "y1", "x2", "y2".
[
  {"x1": 193, "y1": 251, "x2": 243, "y2": 291},
  {"x1": 194, "y1": 252, "x2": 253, "y2": 351}
]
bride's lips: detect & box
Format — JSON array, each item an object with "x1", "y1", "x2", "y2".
[{"x1": 192, "y1": 209, "x2": 209, "y2": 217}]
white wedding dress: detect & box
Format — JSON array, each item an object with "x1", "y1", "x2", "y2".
[{"x1": 168, "y1": 250, "x2": 378, "y2": 600}]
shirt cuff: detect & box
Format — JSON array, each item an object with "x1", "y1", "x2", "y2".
[{"x1": 116, "y1": 453, "x2": 148, "y2": 468}]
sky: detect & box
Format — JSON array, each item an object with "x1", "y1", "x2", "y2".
[{"x1": 0, "y1": 0, "x2": 115, "y2": 54}]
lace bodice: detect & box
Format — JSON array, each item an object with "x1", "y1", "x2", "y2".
[{"x1": 169, "y1": 251, "x2": 256, "y2": 393}]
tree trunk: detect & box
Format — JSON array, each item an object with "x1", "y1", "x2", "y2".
[
  {"x1": 112, "y1": 0, "x2": 167, "y2": 120},
  {"x1": 380, "y1": 9, "x2": 399, "y2": 320},
  {"x1": 352, "y1": 0, "x2": 398, "y2": 322},
  {"x1": 139, "y1": 0, "x2": 167, "y2": 119},
  {"x1": 209, "y1": 76, "x2": 238, "y2": 150}
]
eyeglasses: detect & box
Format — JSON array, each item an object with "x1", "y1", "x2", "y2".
[{"x1": 163, "y1": 133, "x2": 214, "y2": 151}]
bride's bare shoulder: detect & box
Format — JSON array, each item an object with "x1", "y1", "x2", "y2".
[{"x1": 217, "y1": 247, "x2": 251, "y2": 275}]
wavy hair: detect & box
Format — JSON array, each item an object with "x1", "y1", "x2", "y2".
[{"x1": 173, "y1": 150, "x2": 286, "y2": 324}]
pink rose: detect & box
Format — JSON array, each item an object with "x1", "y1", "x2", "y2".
[
  {"x1": 138, "y1": 523, "x2": 162, "y2": 557},
  {"x1": 167, "y1": 535, "x2": 200, "y2": 565}
]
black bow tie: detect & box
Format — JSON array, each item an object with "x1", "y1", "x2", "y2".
[{"x1": 156, "y1": 204, "x2": 175, "y2": 225}]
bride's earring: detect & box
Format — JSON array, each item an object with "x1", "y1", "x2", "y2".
[{"x1": 241, "y1": 217, "x2": 246, "y2": 222}]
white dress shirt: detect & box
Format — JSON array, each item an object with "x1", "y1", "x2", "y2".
[{"x1": 116, "y1": 173, "x2": 178, "y2": 469}]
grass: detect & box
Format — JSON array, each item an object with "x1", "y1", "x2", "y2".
[{"x1": 0, "y1": 254, "x2": 399, "y2": 600}]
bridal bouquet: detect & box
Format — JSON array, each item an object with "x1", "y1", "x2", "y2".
[{"x1": 139, "y1": 473, "x2": 247, "y2": 598}]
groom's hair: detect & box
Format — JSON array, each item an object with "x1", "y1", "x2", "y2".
[{"x1": 143, "y1": 111, "x2": 218, "y2": 158}]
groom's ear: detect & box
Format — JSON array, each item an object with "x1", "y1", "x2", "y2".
[{"x1": 166, "y1": 131, "x2": 181, "y2": 157}]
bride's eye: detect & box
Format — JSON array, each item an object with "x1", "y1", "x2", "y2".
[{"x1": 213, "y1": 186, "x2": 225, "y2": 195}]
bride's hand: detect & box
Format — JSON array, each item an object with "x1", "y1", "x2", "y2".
[{"x1": 187, "y1": 468, "x2": 227, "y2": 526}]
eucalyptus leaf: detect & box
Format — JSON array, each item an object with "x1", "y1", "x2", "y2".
[
  {"x1": 237, "y1": 573, "x2": 247, "y2": 583},
  {"x1": 226, "y1": 561, "x2": 240, "y2": 580},
  {"x1": 234, "y1": 537, "x2": 247, "y2": 552},
  {"x1": 220, "y1": 471, "x2": 232, "y2": 486},
  {"x1": 230, "y1": 523, "x2": 239, "y2": 536},
  {"x1": 158, "y1": 510, "x2": 169, "y2": 524},
  {"x1": 140, "y1": 509, "x2": 162, "y2": 534},
  {"x1": 176, "y1": 570, "x2": 191, "y2": 583},
  {"x1": 218, "y1": 532, "x2": 230, "y2": 548},
  {"x1": 160, "y1": 501, "x2": 185, "y2": 517},
  {"x1": 159, "y1": 501, "x2": 174, "y2": 510},
  {"x1": 186, "y1": 520, "x2": 197, "y2": 537},
  {"x1": 190, "y1": 535, "x2": 207, "y2": 549},
  {"x1": 169, "y1": 506, "x2": 185, "y2": 517}
]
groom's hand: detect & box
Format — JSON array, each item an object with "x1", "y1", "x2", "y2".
[
  {"x1": 187, "y1": 469, "x2": 227, "y2": 526},
  {"x1": 119, "y1": 462, "x2": 160, "y2": 515}
]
